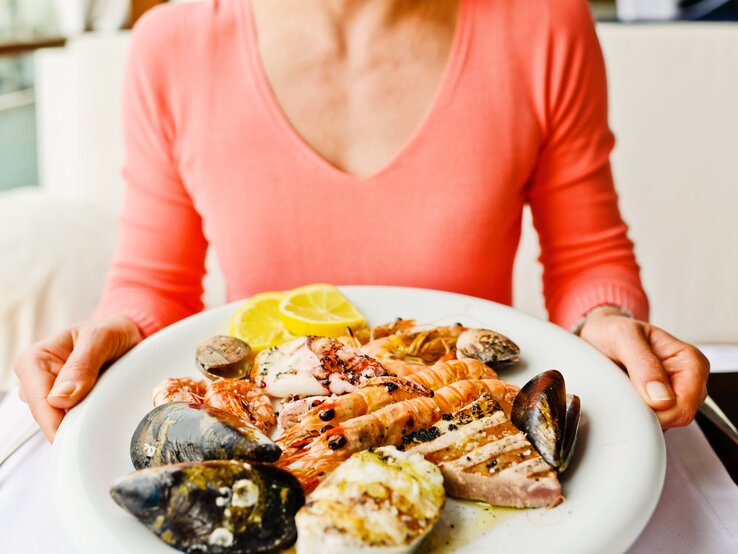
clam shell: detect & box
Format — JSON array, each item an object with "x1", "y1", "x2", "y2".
[
  {"x1": 111, "y1": 460, "x2": 304, "y2": 554},
  {"x1": 130, "y1": 402, "x2": 281, "y2": 470},
  {"x1": 196, "y1": 335, "x2": 251, "y2": 380},
  {"x1": 456, "y1": 328, "x2": 520, "y2": 367}
]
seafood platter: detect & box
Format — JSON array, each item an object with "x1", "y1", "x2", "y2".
[{"x1": 52, "y1": 286, "x2": 666, "y2": 554}]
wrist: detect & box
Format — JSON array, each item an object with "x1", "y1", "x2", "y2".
[{"x1": 118, "y1": 315, "x2": 144, "y2": 347}]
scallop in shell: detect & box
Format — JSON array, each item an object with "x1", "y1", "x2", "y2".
[{"x1": 295, "y1": 446, "x2": 444, "y2": 554}]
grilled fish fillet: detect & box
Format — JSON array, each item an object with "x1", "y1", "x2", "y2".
[{"x1": 402, "y1": 393, "x2": 562, "y2": 508}]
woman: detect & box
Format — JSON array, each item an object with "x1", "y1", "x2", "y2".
[{"x1": 15, "y1": 0, "x2": 708, "y2": 441}]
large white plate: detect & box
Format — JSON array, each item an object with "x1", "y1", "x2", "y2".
[{"x1": 52, "y1": 286, "x2": 665, "y2": 554}]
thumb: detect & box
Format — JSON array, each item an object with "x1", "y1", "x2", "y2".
[
  {"x1": 618, "y1": 327, "x2": 676, "y2": 412},
  {"x1": 46, "y1": 329, "x2": 116, "y2": 409}
]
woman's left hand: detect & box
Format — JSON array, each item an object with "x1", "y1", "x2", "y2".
[{"x1": 579, "y1": 307, "x2": 710, "y2": 430}]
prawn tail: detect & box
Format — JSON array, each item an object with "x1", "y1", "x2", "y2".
[
  {"x1": 277, "y1": 427, "x2": 322, "y2": 453},
  {"x1": 275, "y1": 440, "x2": 316, "y2": 469},
  {"x1": 479, "y1": 378, "x2": 520, "y2": 417},
  {"x1": 287, "y1": 462, "x2": 336, "y2": 494}
]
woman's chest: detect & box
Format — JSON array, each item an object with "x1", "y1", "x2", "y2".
[{"x1": 175, "y1": 80, "x2": 540, "y2": 301}]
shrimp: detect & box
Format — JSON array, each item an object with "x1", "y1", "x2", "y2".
[
  {"x1": 203, "y1": 378, "x2": 278, "y2": 435},
  {"x1": 151, "y1": 376, "x2": 277, "y2": 435},
  {"x1": 277, "y1": 358, "x2": 495, "y2": 454},
  {"x1": 278, "y1": 395, "x2": 332, "y2": 432},
  {"x1": 277, "y1": 377, "x2": 432, "y2": 454},
  {"x1": 406, "y1": 358, "x2": 497, "y2": 389},
  {"x1": 151, "y1": 377, "x2": 208, "y2": 407},
  {"x1": 360, "y1": 325, "x2": 467, "y2": 375},
  {"x1": 428, "y1": 379, "x2": 519, "y2": 417},
  {"x1": 280, "y1": 379, "x2": 520, "y2": 491},
  {"x1": 252, "y1": 336, "x2": 387, "y2": 398}
]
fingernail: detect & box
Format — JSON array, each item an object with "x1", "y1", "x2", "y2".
[
  {"x1": 646, "y1": 381, "x2": 673, "y2": 402},
  {"x1": 49, "y1": 380, "x2": 76, "y2": 398}
]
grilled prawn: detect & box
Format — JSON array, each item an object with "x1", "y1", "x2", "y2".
[
  {"x1": 277, "y1": 377, "x2": 432, "y2": 453},
  {"x1": 204, "y1": 379, "x2": 277, "y2": 435},
  {"x1": 278, "y1": 395, "x2": 332, "y2": 432},
  {"x1": 152, "y1": 377, "x2": 208, "y2": 407},
  {"x1": 277, "y1": 358, "x2": 495, "y2": 453},
  {"x1": 151, "y1": 376, "x2": 277, "y2": 435},
  {"x1": 406, "y1": 357, "x2": 496, "y2": 388},
  {"x1": 280, "y1": 379, "x2": 520, "y2": 491}
]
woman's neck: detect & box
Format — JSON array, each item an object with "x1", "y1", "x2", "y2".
[
  {"x1": 246, "y1": 0, "x2": 461, "y2": 176},
  {"x1": 250, "y1": 0, "x2": 456, "y2": 52}
]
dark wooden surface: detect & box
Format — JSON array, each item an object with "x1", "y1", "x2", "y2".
[
  {"x1": 0, "y1": 37, "x2": 66, "y2": 56},
  {"x1": 131, "y1": 0, "x2": 168, "y2": 26},
  {"x1": 695, "y1": 372, "x2": 738, "y2": 485}
]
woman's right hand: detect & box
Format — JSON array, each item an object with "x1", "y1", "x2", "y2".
[{"x1": 13, "y1": 315, "x2": 142, "y2": 442}]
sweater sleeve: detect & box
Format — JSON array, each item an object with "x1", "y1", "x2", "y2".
[
  {"x1": 526, "y1": 0, "x2": 649, "y2": 330},
  {"x1": 94, "y1": 7, "x2": 208, "y2": 337}
]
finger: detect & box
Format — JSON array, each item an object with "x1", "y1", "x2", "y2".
[
  {"x1": 654, "y1": 343, "x2": 711, "y2": 429},
  {"x1": 14, "y1": 345, "x2": 65, "y2": 400},
  {"x1": 46, "y1": 328, "x2": 113, "y2": 409},
  {"x1": 17, "y1": 361, "x2": 65, "y2": 442},
  {"x1": 14, "y1": 348, "x2": 69, "y2": 441},
  {"x1": 16, "y1": 330, "x2": 75, "y2": 381},
  {"x1": 615, "y1": 325, "x2": 676, "y2": 412}
]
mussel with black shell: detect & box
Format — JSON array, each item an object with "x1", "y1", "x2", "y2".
[
  {"x1": 111, "y1": 460, "x2": 304, "y2": 554},
  {"x1": 510, "y1": 369, "x2": 580, "y2": 473},
  {"x1": 130, "y1": 402, "x2": 281, "y2": 470}
]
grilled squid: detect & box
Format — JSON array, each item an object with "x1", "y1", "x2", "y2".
[{"x1": 252, "y1": 336, "x2": 387, "y2": 397}]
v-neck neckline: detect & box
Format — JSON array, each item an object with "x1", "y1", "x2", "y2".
[{"x1": 237, "y1": 0, "x2": 472, "y2": 183}]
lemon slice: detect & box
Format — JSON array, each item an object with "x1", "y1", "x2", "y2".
[
  {"x1": 278, "y1": 284, "x2": 367, "y2": 338},
  {"x1": 228, "y1": 291, "x2": 296, "y2": 353}
]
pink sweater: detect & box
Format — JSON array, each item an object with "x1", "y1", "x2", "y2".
[{"x1": 95, "y1": 0, "x2": 649, "y2": 337}]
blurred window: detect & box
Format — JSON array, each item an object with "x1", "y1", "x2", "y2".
[{"x1": 0, "y1": 0, "x2": 60, "y2": 191}]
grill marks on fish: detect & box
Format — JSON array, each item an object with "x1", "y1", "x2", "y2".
[{"x1": 403, "y1": 394, "x2": 561, "y2": 508}]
